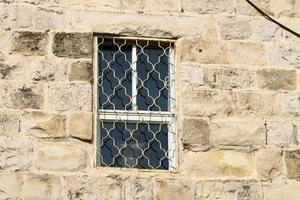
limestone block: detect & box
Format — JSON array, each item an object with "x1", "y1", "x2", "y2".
[
  {"x1": 11, "y1": 31, "x2": 48, "y2": 56},
  {"x1": 204, "y1": 67, "x2": 253, "y2": 89},
  {"x1": 219, "y1": 16, "x2": 252, "y2": 40},
  {"x1": 210, "y1": 119, "x2": 265, "y2": 146},
  {"x1": 196, "y1": 181, "x2": 223, "y2": 200},
  {"x1": 285, "y1": 149, "x2": 300, "y2": 180},
  {"x1": 266, "y1": 121, "x2": 295, "y2": 145},
  {"x1": 58, "y1": 0, "x2": 122, "y2": 11},
  {"x1": 267, "y1": 43, "x2": 300, "y2": 68},
  {"x1": 0, "y1": 5, "x2": 33, "y2": 29},
  {"x1": 180, "y1": 65, "x2": 204, "y2": 86},
  {"x1": 178, "y1": 38, "x2": 229, "y2": 64},
  {"x1": 255, "y1": 68, "x2": 296, "y2": 91},
  {"x1": 47, "y1": 83, "x2": 92, "y2": 111},
  {"x1": 0, "y1": 137, "x2": 32, "y2": 170},
  {"x1": 23, "y1": 0, "x2": 57, "y2": 4},
  {"x1": 36, "y1": 141, "x2": 88, "y2": 171},
  {"x1": 235, "y1": 0, "x2": 271, "y2": 16},
  {"x1": 64, "y1": 175, "x2": 95, "y2": 200},
  {"x1": 183, "y1": 0, "x2": 234, "y2": 14},
  {"x1": 184, "y1": 150, "x2": 254, "y2": 178},
  {"x1": 0, "y1": 110, "x2": 20, "y2": 136},
  {"x1": 155, "y1": 180, "x2": 194, "y2": 200},
  {"x1": 293, "y1": 120, "x2": 300, "y2": 145},
  {"x1": 270, "y1": 0, "x2": 300, "y2": 17},
  {"x1": 0, "y1": 31, "x2": 11, "y2": 56},
  {"x1": 257, "y1": 147, "x2": 282, "y2": 180},
  {"x1": 52, "y1": 32, "x2": 93, "y2": 58},
  {"x1": 252, "y1": 18, "x2": 282, "y2": 41},
  {"x1": 21, "y1": 111, "x2": 66, "y2": 138},
  {"x1": 281, "y1": 94, "x2": 300, "y2": 117},
  {"x1": 22, "y1": 174, "x2": 64, "y2": 200},
  {"x1": 0, "y1": 62, "x2": 25, "y2": 80},
  {"x1": 68, "y1": 112, "x2": 92, "y2": 140},
  {"x1": 123, "y1": 0, "x2": 181, "y2": 13},
  {"x1": 125, "y1": 178, "x2": 153, "y2": 200},
  {"x1": 263, "y1": 181, "x2": 300, "y2": 200},
  {"x1": 69, "y1": 61, "x2": 92, "y2": 81},
  {"x1": 34, "y1": 8, "x2": 68, "y2": 30},
  {"x1": 96, "y1": 177, "x2": 123, "y2": 200},
  {"x1": 0, "y1": 172, "x2": 21, "y2": 199},
  {"x1": 223, "y1": 181, "x2": 263, "y2": 200},
  {"x1": 229, "y1": 41, "x2": 267, "y2": 65},
  {"x1": 181, "y1": 118, "x2": 210, "y2": 151}
]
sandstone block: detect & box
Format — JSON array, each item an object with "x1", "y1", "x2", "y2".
[
  {"x1": 0, "y1": 110, "x2": 20, "y2": 136},
  {"x1": 11, "y1": 31, "x2": 48, "y2": 56},
  {"x1": 252, "y1": 18, "x2": 282, "y2": 41},
  {"x1": 280, "y1": 94, "x2": 300, "y2": 117},
  {"x1": 285, "y1": 149, "x2": 300, "y2": 180},
  {"x1": 263, "y1": 181, "x2": 300, "y2": 200},
  {"x1": 257, "y1": 147, "x2": 282, "y2": 180},
  {"x1": 0, "y1": 172, "x2": 21, "y2": 199},
  {"x1": 47, "y1": 83, "x2": 92, "y2": 111},
  {"x1": 125, "y1": 178, "x2": 153, "y2": 200},
  {"x1": 65, "y1": 175, "x2": 95, "y2": 200},
  {"x1": 21, "y1": 111, "x2": 66, "y2": 138},
  {"x1": 184, "y1": 150, "x2": 254, "y2": 178},
  {"x1": 223, "y1": 181, "x2": 263, "y2": 200},
  {"x1": 58, "y1": 0, "x2": 121, "y2": 11},
  {"x1": 36, "y1": 141, "x2": 88, "y2": 171},
  {"x1": 256, "y1": 68, "x2": 296, "y2": 91},
  {"x1": 235, "y1": 0, "x2": 271, "y2": 16},
  {"x1": 34, "y1": 9, "x2": 67, "y2": 30},
  {"x1": 155, "y1": 180, "x2": 194, "y2": 200},
  {"x1": 68, "y1": 112, "x2": 92, "y2": 140},
  {"x1": 229, "y1": 41, "x2": 267, "y2": 65},
  {"x1": 69, "y1": 60, "x2": 92, "y2": 81},
  {"x1": 196, "y1": 181, "x2": 223, "y2": 200},
  {"x1": 178, "y1": 38, "x2": 229, "y2": 64},
  {"x1": 0, "y1": 62, "x2": 24, "y2": 80},
  {"x1": 0, "y1": 137, "x2": 32, "y2": 170},
  {"x1": 52, "y1": 32, "x2": 92, "y2": 58},
  {"x1": 123, "y1": 0, "x2": 181, "y2": 13},
  {"x1": 96, "y1": 177, "x2": 123, "y2": 200},
  {"x1": 219, "y1": 16, "x2": 252, "y2": 40},
  {"x1": 270, "y1": 0, "x2": 300, "y2": 17},
  {"x1": 180, "y1": 65, "x2": 204, "y2": 86},
  {"x1": 181, "y1": 118, "x2": 210, "y2": 151},
  {"x1": 22, "y1": 174, "x2": 63, "y2": 200},
  {"x1": 183, "y1": 0, "x2": 233, "y2": 14},
  {"x1": 267, "y1": 43, "x2": 300, "y2": 68},
  {"x1": 0, "y1": 5, "x2": 33, "y2": 29},
  {"x1": 210, "y1": 119, "x2": 265, "y2": 146},
  {"x1": 266, "y1": 121, "x2": 295, "y2": 145}
]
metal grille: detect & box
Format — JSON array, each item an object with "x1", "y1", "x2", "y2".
[{"x1": 94, "y1": 37, "x2": 176, "y2": 170}]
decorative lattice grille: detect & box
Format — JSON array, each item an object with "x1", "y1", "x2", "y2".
[{"x1": 94, "y1": 37, "x2": 176, "y2": 170}]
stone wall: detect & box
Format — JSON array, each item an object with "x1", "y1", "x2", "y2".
[{"x1": 0, "y1": 0, "x2": 300, "y2": 199}]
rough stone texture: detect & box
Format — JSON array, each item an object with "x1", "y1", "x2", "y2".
[
  {"x1": 210, "y1": 119, "x2": 265, "y2": 146},
  {"x1": 235, "y1": 0, "x2": 271, "y2": 16},
  {"x1": 0, "y1": 5, "x2": 33, "y2": 29},
  {"x1": 0, "y1": 110, "x2": 20, "y2": 136},
  {"x1": 184, "y1": 150, "x2": 254, "y2": 178},
  {"x1": 252, "y1": 18, "x2": 282, "y2": 41},
  {"x1": 266, "y1": 121, "x2": 295, "y2": 145},
  {"x1": 11, "y1": 31, "x2": 48, "y2": 56},
  {"x1": 270, "y1": 0, "x2": 300, "y2": 17},
  {"x1": 223, "y1": 181, "x2": 263, "y2": 200},
  {"x1": 181, "y1": 118, "x2": 210, "y2": 151},
  {"x1": 22, "y1": 174, "x2": 64, "y2": 200},
  {"x1": 156, "y1": 180, "x2": 194, "y2": 200},
  {"x1": 123, "y1": 0, "x2": 181, "y2": 13},
  {"x1": 68, "y1": 112, "x2": 92, "y2": 140},
  {"x1": 281, "y1": 94, "x2": 300, "y2": 117},
  {"x1": 181, "y1": 65, "x2": 204, "y2": 86},
  {"x1": 47, "y1": 83, "x2": 92, "y2": 111},
  {"x1": 285, "y1": 149, "x2": 300, "y2": 180},
  {"x1": 257, "y1": 147, "x2": 282, "y2": 180},
  {"x1": 97, "y1": 177, "x2": 123, "y2": 200},
  {"x1": 0, "y1": 172, "x2": 22, "y2": 199},
  {"x1": 125, "y1": 178, "x2": 153, "y2": 200},
  {"x1": 69, "y1": 60, "x2": 92, "y2": 81},
  {"x1": 0, "y1": 137, "x2": 32, "y2": 170},
  {"x1": 183, "y1": 0, "x2": 234, "y2": 14},
  {"x1": 256, "y1": 68, "x2": 297, "y2": 91},
  {"x1": 0, "y1": 62, "x2": 24, "y2": 80},
  {"x1": 267, "y1": 43, "x2": 300, "y2": 68},
  {"x1": 196, "y1": 181, "x2": 223, "y2": 200},
  {"x1": 53, "y1": 32, "x2": 93, "y2": 58},
  {"x1": 21, "y1": 111, "x2": 66, "y2": 138},
  {"x1": 219, "y1": 16, "x2": 252, "y2": 40},
  {"x1": 36, "y1": 141, "x2": 88, "y2": 171},
  {"x1": 263, "y1": 181, "x2": 300, "y2": 200},
  {"x1": 65, "y1": 175, "x2": 95, "y2": 200}
]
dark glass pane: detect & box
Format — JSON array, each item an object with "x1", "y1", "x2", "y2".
[{"x1": 98, "y1": 39, "x2": 132, "y2": 110}]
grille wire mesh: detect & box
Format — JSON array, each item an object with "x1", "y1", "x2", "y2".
[{"x1": 95, "y1": 37, "x2": 176, "y2": 170}]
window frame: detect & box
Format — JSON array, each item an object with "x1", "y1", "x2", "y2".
[{"x1": 93, "y1": 36, "x2": 177, "y2": 171}]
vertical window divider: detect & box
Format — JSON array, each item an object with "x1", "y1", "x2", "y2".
[{"x1": 132, "y1": 44, "x2": 138, "y2": 111}]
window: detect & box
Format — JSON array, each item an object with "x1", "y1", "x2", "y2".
[{"x1": 94, "y1": 37, "x2": 176, "y2": 170}]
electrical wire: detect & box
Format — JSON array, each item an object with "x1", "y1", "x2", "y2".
[{"x1": 245, "y1": 0, "x2": 300, "y2": 38}]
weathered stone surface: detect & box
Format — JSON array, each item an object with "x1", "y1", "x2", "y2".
[
  {"x1": 47, "y1": 83, "x2": 92, "y2": 111},
  {"x1": 34, "y1": 8, "x2": 67, "y2": 30},
  {"x1": 0, "y1": 172, "x2": 21, "y2": 199},
  {"x1": 0, "y1": 137, "x2": 32, "y2": 170},
  {"x1": 270, "y1": 0, "x2": 300, "y2": 17},
  {"x1": 204, "y1": 67, "x2": 253, "y2": 89},
  {"x1": 263, "y1": 181, "x2": 300, "y2": 200},
  {"x1": 11, "y1": 31, "x2": 48, "y2": 56},
  {"x1": 178, "y1": 38, "x2": 229, "y2": 64},
  {"x1": 223, "y1": 181, "x2": 263, "y2": 200},
  {"x1": 52, "y1": 32, "x2": 92, "y2": 58},
  {"x1": 0, "y1": 110, "x2": 19, "y2": 136},
  {"x1": 266, "y1": 121, "x2": 295, "y2": 145},
  {"x1": 180, "y1": 65, "x2": 204, "y2": 86},
  {"x1": 123, "y1": 0, "x2": 181, "y2": 13},
  {"x1": 219, "y1": 16, "x2": 252, "y2": 40},
  {"x1": 281, "y1": 94, "x2": 300, "y2": 117},
  {"x1": 58, "y1": 0, "x2": 122, "y2": 11},
  {"x1": 0, "y1": 62, "x2": 24, "y2": 80},
  {"x1": 229, "y1": 42, "x2": 267, "y2": 65},
  {"x1": 24, "y1": 0, "x2": 57, "y2": 5},
  {"x1": 22, "y1": 174, "x2": 63, "y2": 200},
  {"x1": 69, "y1": 60, "x2": 92, "y2": 81},
  {"x1": 36, "y1": 141, "x2": 88, "y2": 171},
  {"x1": 65, "y1": 175, "x2": 95, "y2": 200},
  {"x1": 267, "y1": 43, "x2": 300, "y2": 68},
  {"x1": 210, "y1": 119, "x2": 265, "y2": 146},
  {"x1": 196, "y1": 181, "x2": 223, "y2": 200},
  {"x1": 252, "y1": 18, "x2": 282, "y2": 41},
  {"x1": 285, "y1": 149, "x2": 300, "y2": 180},
  {"x1": 256, "y1": 68, "x2": 296, "y2": 91},
  {"x1": 235, "y1": 0, "x2": 271, "y2": 16},
  {"x1": 0, "y1": 5, "x2": 33, "y2": 29},
  {"x1": 21, "y1": 111, "x2": 66, "y2": 138},
  {"x1": 97, "y1": 177, "x2": 123, "y2": 200},
  {"x1": 181, "y1": 118, "x2": 210, "y2": 151},
  {"x1": 183, "y1": 0, "x2": 233, "y2": 14},
  {"x1": 184, "y1": 150, "x2": 254, "y2": 178},
  {"x1": 156, "y1": 180, "x2": 194, "y2": 200},
  {"x1": 125, "y1": 178, "x2": 153, "y2": 200},
  {"x1": 257, "y1": 147, "x2": 282, "y2": 180},
  {"x1": 68, "y1": 112, "x2": 92, "y2": 140}
]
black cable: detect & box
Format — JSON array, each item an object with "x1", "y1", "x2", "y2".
[{"x1": 245, "y1": 0, "x2": 300, "y2": 38}]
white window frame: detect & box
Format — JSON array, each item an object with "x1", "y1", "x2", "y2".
[{"x1": 93, "y1": 36, "x2": 176, "y2": 170}]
